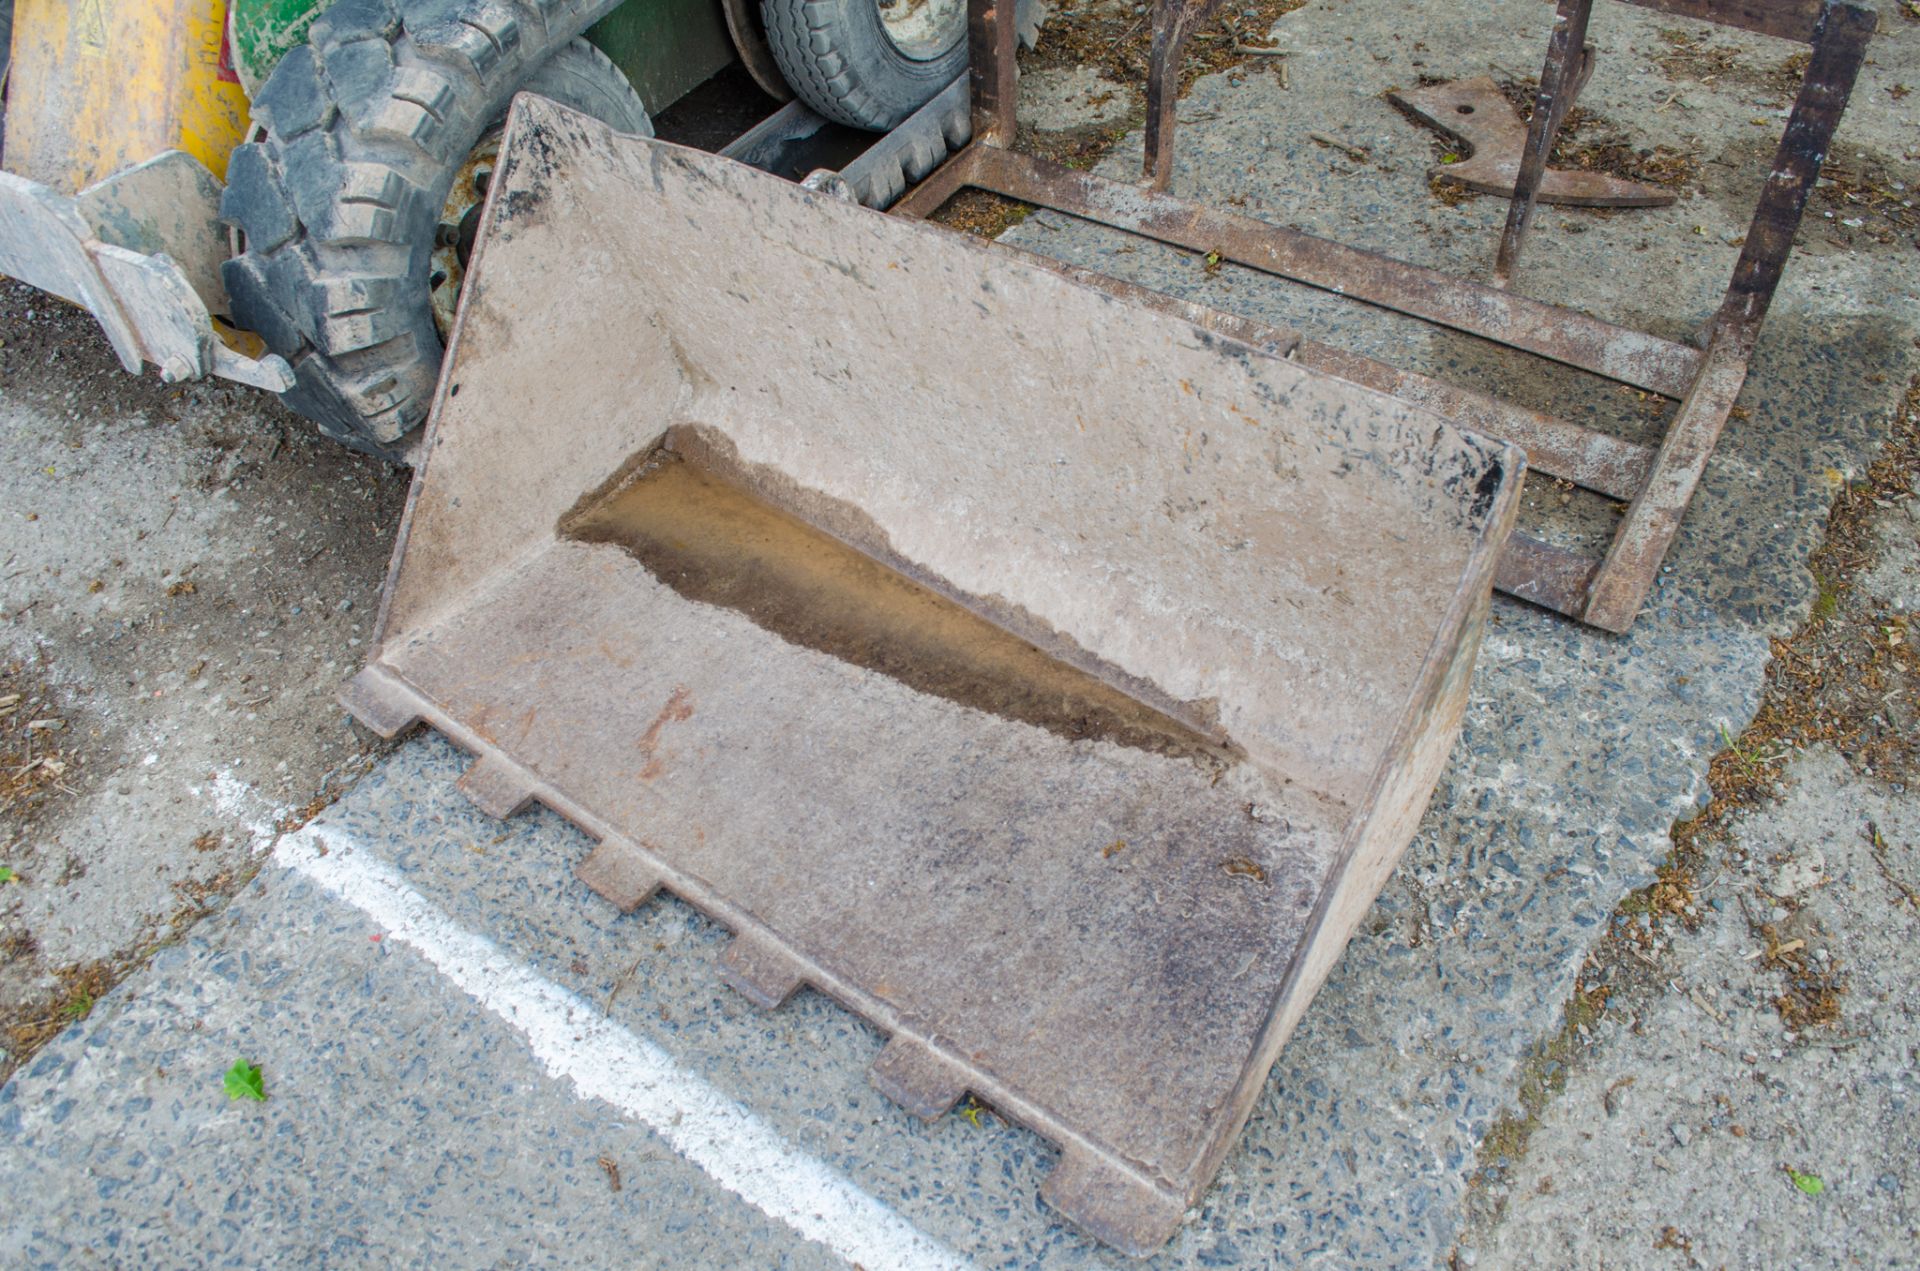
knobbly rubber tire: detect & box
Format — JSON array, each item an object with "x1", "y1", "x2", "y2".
[
  {"x1": 220, "y1": 0, "x2": 643, "y2": 460},
  {"x1": 762, "y1": 0, "x2": 1042, "y2": 131}
]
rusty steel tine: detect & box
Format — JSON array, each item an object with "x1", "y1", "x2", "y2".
[
  {"x1": 1569, "y1": 36, "x2": 1597, "y2": 101},
  {"x1": 968, "y1": 0, "x2": 1018, "y2": 147},
  {"x1": 992, "y1": 240, "x2": 1302, "y2": 354},
  {"x1": 1582, "y1": 326, "x2": 1754, "y2": 630},
  {"x1": 1496, "y1": 0, "x2": 1595, "y2": 286},
  {"x1": 1143, "y1": 0, "x2": 1223, "y2": 191},
  {"x1": 1582, "y1": 0, "x2": 1877, "y2": 632},
  {"x1": 888, "y1": 143, "x2": 987, "y2": 219},
  {"x1": 1714, "y1": 0, "x2": 1876, "y2": 334}
]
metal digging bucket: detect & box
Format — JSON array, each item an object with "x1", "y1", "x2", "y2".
[{"x1": 344, "y1": 97, "x2": 1523, "y2": 1255}]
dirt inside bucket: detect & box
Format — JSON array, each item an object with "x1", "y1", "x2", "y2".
[{"x1": 562, "y1": 444, "x2": 1238, "y2": 768}]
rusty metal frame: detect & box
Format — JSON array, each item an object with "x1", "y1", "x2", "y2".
[{"x1": 895, "y1": 0, "x2": 1876, "y2": 632}]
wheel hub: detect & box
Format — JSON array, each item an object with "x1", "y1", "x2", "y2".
[
  {"x1": 877, "y1": 0, "x2": 964, "y2": 60},
  {"x1": 430, "y1": 131, "x2": 502, "y2": 339}
]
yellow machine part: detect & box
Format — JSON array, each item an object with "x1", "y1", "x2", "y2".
[{"x1": 4, "y1": 0, "x2": 250, "y2": 193}]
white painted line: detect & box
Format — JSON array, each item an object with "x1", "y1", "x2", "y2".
[
  {"x1": 275, "y1": 825, "x2": 971, "y2": 1271},
  {"x1": 192, "y1": 768, "x2": 292, "y2": 853}
]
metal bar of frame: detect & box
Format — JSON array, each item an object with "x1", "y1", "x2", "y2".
[
  {"x1": 1496, "y1": 0, "x2": 1596, "y2": 284},
  {"x1": 986, "y1": 236, "x2": 1659, "y2": 500},
  {"x1": 969, "y1": 0, "x2": 1019, "y2": 145},
  {"x1": 963, "y1": 144, "x2": 1705, "y2": 397},
  {"x1": 1581, "y1": 0, "x2": 1876, "y2": 628},
  {"x1": 1143, "y1": 0, "x2": 1225, "y2": 190},
  {"x1": 918, "y1": 0, "x2": 1874, "y2": 632},
  {"x1": 1613, "y1": 0, "x2": 1824, "y2": 41}
]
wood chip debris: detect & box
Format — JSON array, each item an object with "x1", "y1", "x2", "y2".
[{"x1": 1307, "y1": 131, "x2": 1369, "y2": 161}]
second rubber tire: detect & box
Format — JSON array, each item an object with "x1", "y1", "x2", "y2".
[{"x1": 761, "y1": 0, "x2": 1041, "y2": 131}]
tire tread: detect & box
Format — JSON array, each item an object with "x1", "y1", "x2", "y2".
[{"x1": 222, "y1": 0, "x2": 629, "y2": 457}]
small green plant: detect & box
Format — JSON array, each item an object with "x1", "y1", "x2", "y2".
[
  {"x1": 1811, "y1": 579, "x2": 1842, "y2": 623},
  {"x1": 1786, "y1": 1167, "x2": 1825, "y2": 1197},
  {"x1": 1718, "y1": 723, "x2": 1783, "y2": 781},
  {"x1": 59, "y1": 990, "x2": 94, "y2": 1020},
  {"x1": 0, "y1": 866, "x2": 16, "y2": 884},
  {"x1": 223, "y1": 1058, "x2": 267, "y2": 1102}
]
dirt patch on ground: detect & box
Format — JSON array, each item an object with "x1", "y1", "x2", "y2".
[
  {"x1": 1033, "y1": 0, "x2": 1308, "y2": 91},
  {"x1": 0, "y1": 657, "x2": 114, "y2": 1069},
  {"x1": 1649, "y1": 26, "x2": 1810, "y2": 103},
  {"x1": 4, "y1": 955, "x2": 117, "y2": 1060},
  {"x1": 1650, "y1": 20, "x2": 1920, "y2": 258},
  {"x1": 1693, "y1": 128, "x2": 1920, "y2": 257},
  {"x1": 1683, "y1": 378, "x2": 1920, "y2": 802},
  {"x1": 0, "y1": 657, "x2": 79, "y2": 848},
  {"x1": 1802, "y1": 152, "x2": 1920, "y2": 252},
  {"x1": 0, "y1": 282, "x2": 407, "y2": 1080}
]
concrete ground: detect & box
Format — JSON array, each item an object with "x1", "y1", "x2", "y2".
[
  {"x1": 1478, "y1": 748, "x2": 1920, "y2": 1271},
  {"x1": 1, "y1": 0, "x2": 1917, "y2": 1266},
  {"x1": 0, "y1": 281, "x2": 407, "y2": 1064}
]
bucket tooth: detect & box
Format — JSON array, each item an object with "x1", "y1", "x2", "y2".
[
  {"x1": 454, "y1": 754, "x2": 536, "y2": 820},
  {"x1": 1040, "y1": 1150, "x2": 1188, "y2": 1259},
  {"x1": 869, "y1": 1037, "x2": 970, "y2": 1121},
  {"x1": 718, "y1": 933, "x2": 806, "y2": 1009},
  {"x1": 575, "y1": 838, "x2": 664, "y2": 912},
  {"x1": 338, "y1": 667, "x2": 424, "y2": 739}
]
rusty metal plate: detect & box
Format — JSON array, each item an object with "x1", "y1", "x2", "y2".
[
  {"x1": 1389, "y1": 76, "x2": 1677, "y2": 207},
  {"x1": 346, "y1": 97, "x2": 1521, "y2": 1255}
]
